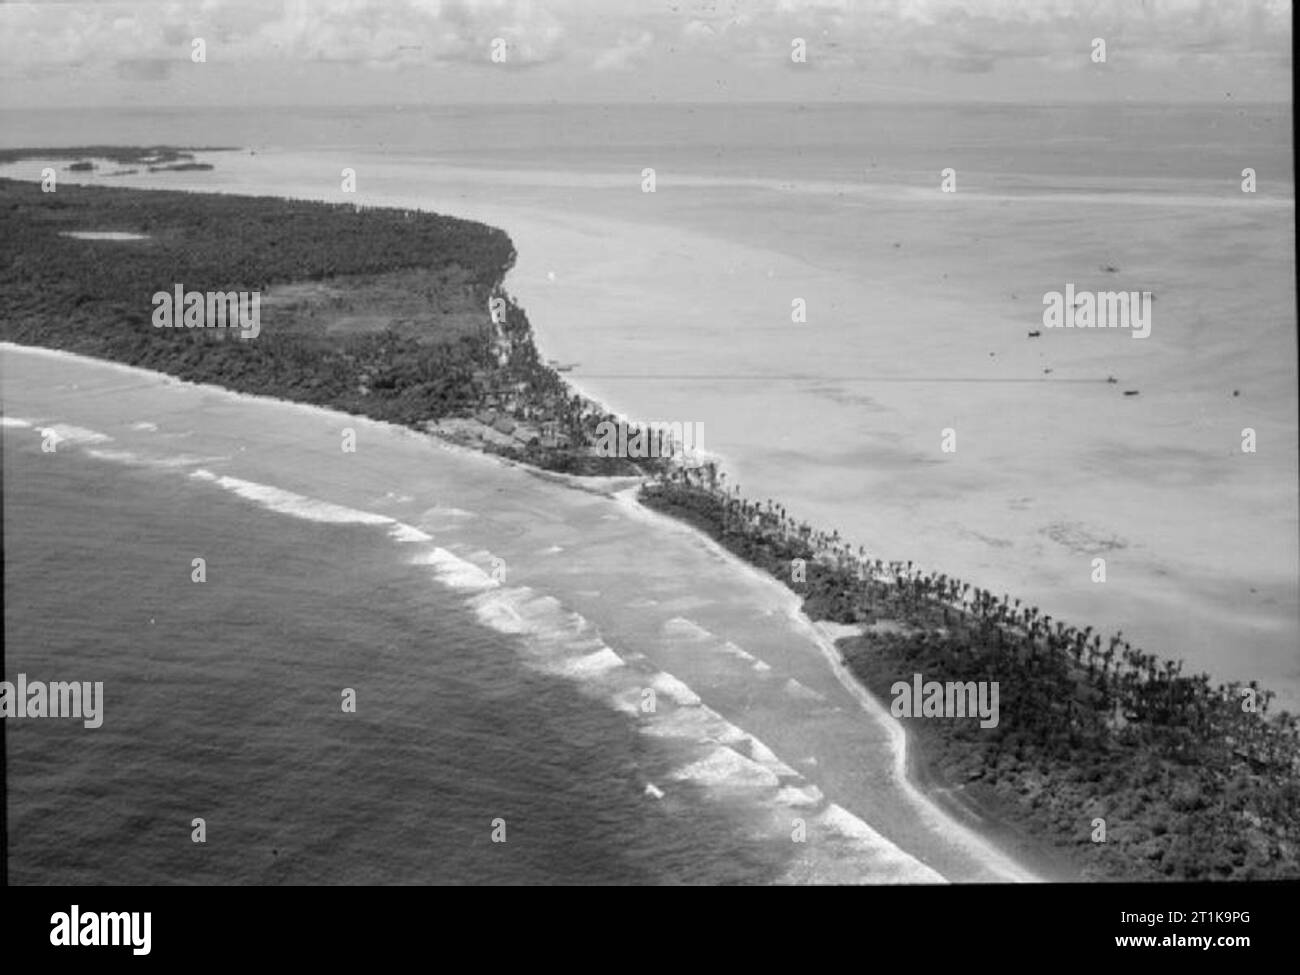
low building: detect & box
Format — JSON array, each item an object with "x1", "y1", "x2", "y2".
[{"x1": 539, "y1": 423, "x2": 570, "y2": 448}]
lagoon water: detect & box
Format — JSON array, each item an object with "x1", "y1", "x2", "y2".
[{"x1": 2, "y1": 103, "x2": 1296, "y2": 883}]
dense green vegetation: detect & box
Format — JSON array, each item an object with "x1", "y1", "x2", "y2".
[
  {"x1": 0, "y1": 176, "x2": 672, "y2": 475},
  {"x1": 640, "y1": 468, "x2": 1300, "y2": 881}
]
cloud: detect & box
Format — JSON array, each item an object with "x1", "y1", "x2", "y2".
[
  {"x1": 592, "y1": 30, "x2": 654, "y2": 71},
  {"x1": 0, "y1": 0, "x2": 1289, "y2": 92},
  {"x1": 674, "y1": 0, "x2": 1291, "y2": 74},
  {"x1": 0, "y1": 0, "x2": 572, "y2": 76}
]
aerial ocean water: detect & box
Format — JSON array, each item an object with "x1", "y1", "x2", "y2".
[
  {"x1": 8, "y1": 427, "x2": 792, "y2": 885},
  {"x1": 5, "y1": 346, "x2": 1038, "y2": 883}
]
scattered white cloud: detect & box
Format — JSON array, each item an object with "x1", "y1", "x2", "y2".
[
  {"x1": 593, "y1": 30, "x2": 654, "y2": 71},
  {"x1": 0, "y1": 0, "x2": 1288, "y2": 100}
]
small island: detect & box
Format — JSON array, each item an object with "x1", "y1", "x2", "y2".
[{"x1": 0, "y1": 145, "x2": 233, "y2": 169}]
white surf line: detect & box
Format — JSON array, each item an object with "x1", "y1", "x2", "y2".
[
  {"x1": 790, "y1": 608, "x2": 1042, "y2": 883},
  {"x1": 48, "y1": 424, "x2": 111, "y2": 445},
  {"x1": 389, "y1": 524, "x2": 435, "y2": 544},
  {"x1": 662, "y1": 617, "x2": 780, "y2": 676},
  {"x1": 3, "y1": 415, "x2": 438, "y2": 550},
  {"x1": 2, "y1": 416, "x2": 113, "y2": 446},
  {"x1": 396, "y1": 533, "x2": 936, "y2": 878},
  {"x1": 613, "y1": 485, "x2": 1043, "y2": 883},
  {"x1": 188, "y1": 471, "x2": 449, "y2": 557},
  {"x1": 9, "y1": 342, "x2": 952, "y2": 881},
  {"x1": 453, "y1": 568, "x2": 944, "y2": 882},
  {"x1": 5, "y1": 411, "x2": 219, "y2": 471},
  {"x1": 83, "y1": 447, "x2": 233, "y2": 469}
]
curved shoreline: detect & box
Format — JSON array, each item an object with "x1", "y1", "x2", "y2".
[
  {"x1": 10, "y1": 150, "x2": 1296, "y2": 718},
  {"x1": 609, "y1": 482, "x2": 1045, "y2": 880},
  {"x1": 636, "y1": 474, "x2": 1300, "y2": 881},
  {"x1": 3, "y1": 339, "x2": 1042, "y2": 882},
  {"x1": 4, "y1": 164, "x2": 1293, "y2": 881},
  {"x1": 901, "y1": 722, "x2": 1085, "y2": 883}
]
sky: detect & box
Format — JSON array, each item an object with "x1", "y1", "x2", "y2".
[{"x1": 0, "y1": 0, "x2": 1292, "y2": 108}]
